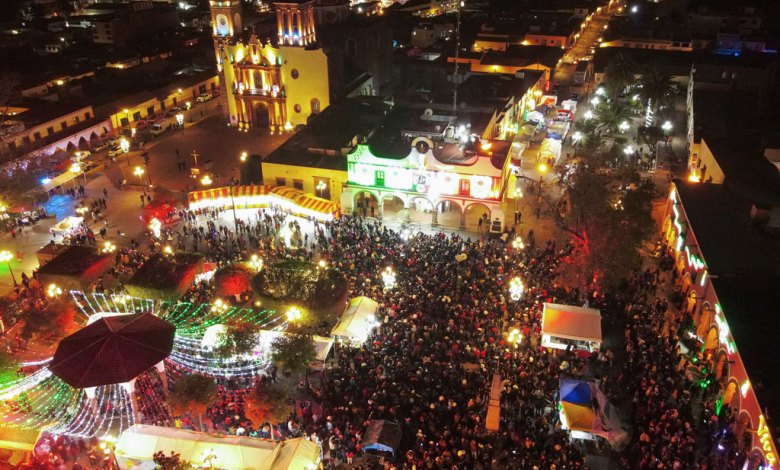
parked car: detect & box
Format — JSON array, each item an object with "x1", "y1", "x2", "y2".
[
  {"x1": 108, "y1": 145, "x2": 124, "y2": 157},
  {"x1": 135, "y1": 119, "x2": 150, "y2": 130},
  {"x1": 150, "y1": 121, "x2": 171, "y2": 136},
  {"x1": 92, "y1": 141, "x2": 109, "y2": 152},
  {"x1": 196, "y1": 93, "x2": 212, "y2": 103},
  {"x1": 71, "y1": 150, "x2": 91, "y2": 162}
]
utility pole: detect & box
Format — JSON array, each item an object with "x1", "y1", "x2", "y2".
[{"x1": 452, "y1": 0, "x2": 462, "y2": 114}]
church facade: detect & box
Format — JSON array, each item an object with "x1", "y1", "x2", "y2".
[{"x1": 209, "y1": 0, "x2": 330, "y2": 133}]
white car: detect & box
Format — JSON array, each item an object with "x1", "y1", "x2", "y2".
[
  {"x1": 72, "y1": 150, "x2": 91, "y2": 162},
  {"x1": 196, "y1": 93, "x2": 212, "y2": 103},
  {"x1": 108, "y1": 145, "x2": 125, "y2": 157}
]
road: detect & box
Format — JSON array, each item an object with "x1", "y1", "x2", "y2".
[{"x1": 0, "y1": 107, "x2": 289, "y2": 297}]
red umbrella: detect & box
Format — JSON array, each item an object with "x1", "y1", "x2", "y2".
[{"x1": 49, "y1": 313, "x2": 175, "y2": 388}]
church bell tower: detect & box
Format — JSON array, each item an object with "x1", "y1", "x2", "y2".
[{"x1": 275, "y1": 0, "x2": 316, "y2": 47}]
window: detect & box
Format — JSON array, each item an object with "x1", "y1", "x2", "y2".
[
  {"x1": 33, "y1": 132, "x2": 41, "y2": 141},
  {"x1": 459, "y1": 178, "x2": 470, "y2": 196},
  {"x1": 74, "y1": 116, "x2": 80, "y2": 123},
  {"x1": 133, "y1": 112, "x2": 141, "y2": 121},
  {"x1": 275, "y1": 177, "x2": 286, "y2": 186},
  {"x1": 84, "y1": 111, "x2": 91, "y2": 119},
  {"x1": 159, "y1": 102, "x2": 166, "y2": 110},
  {"x1": 291, "y1": 69, "x2": 299, "y2": 79},
  {"x1": 294, "y1": 104, "x2": 302, "y2": 113},
  {"x1": 46, "y1": 126, "x2": 54, "y2": 136},
  {"x1": 375, "y1": 170, "x2": 385, "y2": 186},
  {"x1": 22, "y1": 136, "x2": 30, "y2": 145},
  {"x1": 173, "y1": 97, "x2": 178, "y2": 106},
  {"x1": 310, "y1": 98, "x2": 320, "y2": 114},
  {"x1": 293, "y1": 179, "x2": 304, "y2": 190},
  {"x1": 61, "y1": 121, "x2": 67, "y2": 129},
  {"x1": 146, "y1": 106, "x2": 155, "y2": 116}
]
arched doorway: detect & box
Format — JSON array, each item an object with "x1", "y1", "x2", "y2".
[
  {"x1": 88, "y1": 131, "x2": 99, "y2": 147},
  {"x1": 354, "y1": 191, "x2": 379, "y2": 218},
  {"x1": 744, "y1": 448, "x2": 767, "y2": 470},
  {"x1": 734, "y1": 411, "x2": 753, "y2": 446},
  {"x1": 66, "y1": 141, "x2": 77, "y2": 152},
  {"x1": 714, "y1": 350, "x2": 728, "y2": 381},
  {"x1": 436, "y1": 200, "x2": 463, "y2": 229},
  {"x1": 408, "y1": 196, "x2": 434, "y2": 226},
  {"x1": 464, "y1": 203, "x2": 492, "y2": 233},
  {"x1": 723, "y1": 380, "x2": 739, "y2": 412},
  {"x1": 380, "y1": 194, "x2": 407, "y2": 225},
  {"x1": 255, "y1": 102, "x2": 270, "y2": 129},
  {"x1": 703, "y1": 326, "x2": 718, "y2": 361}
]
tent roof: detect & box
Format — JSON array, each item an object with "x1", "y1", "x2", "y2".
[
  {"x1": 114, "y1": 425, "x2": 320, "y2": 470},
  {"x1": 49, "y1": 312, "x2": 175, "y2": 388},
  {"x1": 331, "y1": 296, "x2": 379, "y2": 343},
  {"x1": 363, "y1": 420, "x2": 401, "y2": 454},
  {"x1": 561, "y1": 402, "x2": 597, "y2": 432},
  {"x1": 541, "y1": 303, "x2": 602, "y2": 343},
  {"x1": 0, "y1": 426, "x2": 41, "y2": 452}
]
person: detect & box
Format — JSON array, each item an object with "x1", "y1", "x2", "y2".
[{"x1": 140, "y1": 194, "x2": 145, "y2": 207}]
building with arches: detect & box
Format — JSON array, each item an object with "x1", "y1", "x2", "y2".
[
  {"x1": 210, "y1": 0, "x2": 330, "y2": 133},
  {"x1": 662, "y1": 182, "x2": 780, "y2": 468}
]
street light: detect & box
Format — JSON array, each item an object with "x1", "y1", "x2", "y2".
[
  {"x1": 619, "y1": 121, "x2": 630, "y2": 133},
  {"x1": 511, "y1": 236, "x2": 525, "y2": 251},
  {"x1": 211, "y1": 298, "x2": 230, "y2": 314},
  {"x1": 133, "y1": 166, "x2": 145, "y2": 185},
  {"x1": 381, "y1": 266, "x2": 396, "y2": 290},
  {"x1": 46, "y1": 283, "x2": 63, "y2": 298},
  {"x1": 507, "y1": 327, "x2": 522, "y2": 347},
  {"x1": 249, "y1": 254, "x2": 263, "y2": 271},
  {"x1": 163, "y1": 245, "x2": 173, "y2": 254},
  {"x1": 102, "y1": 241, "x2": 116, "y2": 253},
  {"x1": 595, "y1": 87, "x2": 605, "y2": 96},
  {"x1": 662, "y1": 120, "x2": 673, "y2": 132},
  {"x1": 624, "y1": 146, "x2": 633, "y2": 156},
  {"x1": 148, "y1": 217, "x2": 162, "y2": 238},
  {"x1": 584, "y1": 110, "x2": 594, "y2": 120},
  {"x1": 240, "y1": 151, "x2": 248, "y2": 162},
  {"x1": 119, "y1": 138, "x2": 130, "y2": 154},
  {"x1": 316, "y1": 180, "x2": 327, "y2": 199},
  {"x1": 201, "y1": 174, "x2": 213, "y2": 186},
  {"x1": 0, "y1": 250, "x2": 17, "y2": 287},
  {"x1": 286, "y1": 306, "x2": 302, "y2": 322},
  {"x1": 509, "y1": 276, "x2": 525, "y2": 301},
  {"x1": 537, "y1": 162, "x2": 548, "y2": 201}
]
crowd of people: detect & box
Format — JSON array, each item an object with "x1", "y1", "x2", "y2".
[{"x1": 0, "y1": 201, "x2": 747, "y2": 469}]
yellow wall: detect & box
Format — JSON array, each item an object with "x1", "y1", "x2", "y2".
[
  {"x1": 692, "y1": 138, "x2": 725, "y2": 183},
  {"x1": 262, "y1": 162, "x2": 346, "y2": 202},
  {"x1": 279, "y1": 46, "x2": 330, "y2": 127},
  {"x1": 10, "y1": 106, "x2": 94, "y2": 147}
]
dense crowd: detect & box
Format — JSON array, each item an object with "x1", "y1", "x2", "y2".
[{"x1": 2, "y1": 203, "x2": 744, "y2": 469}]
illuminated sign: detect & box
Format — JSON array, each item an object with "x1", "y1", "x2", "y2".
[
  {"x1": 757, "y1": 414, "x2": 777, "y2": 467},
  {"x1": 714, "y1": 313, "x2": 735, "y2": 354}
]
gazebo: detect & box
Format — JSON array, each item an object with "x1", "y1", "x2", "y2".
[
  {"x1": 541, "y1": 303, "x2": 602, "y2": 353},
  {"x1": 49, "y1": 312, "x2": 175, "y2": 389}
]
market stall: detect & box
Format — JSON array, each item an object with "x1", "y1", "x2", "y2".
[
  {"x1": 541, "y1": 303, "x2": 602, "y2": 352},
  {"x1": 559, "y1": 379, "x2": 628, "y2": 450},
  {"x1": 114, "y1": 424, "x2": 321, "y2": 470},
  {"x1": 187, "y1": 185, "x2": 339, "y2": 221},
  {"x1": 537, "y1": 138, "x2": 562, "y2": 164},
  {"x1": 49, "y1": 216, "x2": 84, "y2": 238},
  {"x1": 362, "y1": 420, "x2": 402, "y2": 458},
  {"x1": 331, "y1": 296, "x2": 379, "y2": 345}
]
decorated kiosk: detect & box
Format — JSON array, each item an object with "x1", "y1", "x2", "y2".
[{"x1": 541, "y1": 303, "x2": 602, "y2": 353}]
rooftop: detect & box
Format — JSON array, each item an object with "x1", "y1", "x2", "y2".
[
  {"x1": 674, "y1": 182, "x2": 780, "y2": 279},
  {"x1": 6, "y1": 99, "x2": 92, "y2": 127},
  {"x1": 264, "y1": 97, "x2": 392, "y2": 170},
  {"x1": 591, "y1": 47, "x2": 776, "y2": 75}
]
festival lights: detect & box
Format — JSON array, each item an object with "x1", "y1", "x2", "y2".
[
  {"x1": 381, "y1": 266, "x2": 396, "y2": 290},
  {"x1": 46, "y1": 283, "x2": 63, "y2": 298},
  {"x1": 102, "y1": 241, "x2": 116, "y2": 253},
  {"x1": 286, "y1": 307, "x2": 302, "y2": 322},
  {"x1": 148, "y1": 217, "x2": 162, "y2": 238},
  {"x1": 509, "y1": 276, "x2": 525, "y2": 301},
  {"x1": 249, "y1": 254, "x2": 264, "y2": 271}
]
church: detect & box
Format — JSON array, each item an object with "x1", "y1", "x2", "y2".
[{"x1": 209, "y1": 0, "x2": 332, "y2": 133}]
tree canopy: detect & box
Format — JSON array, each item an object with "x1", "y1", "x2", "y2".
[
  {"x1": 595, "y1": 102, "x2": 633, "y2": 135},
  {"x1": 270, "y1": 334, "x2": 316, "y2": 376},
  {"x1": 558, "y1": 163, "x2": 656, "y2": 290},
  {"x1": 603, "y1": 51, "x2": 635, "y2": 95},
  {"x1": 213, "y1": 321, "x2": 259, "y2": 359},
  {"x1": 244, "y1": 381, "x2": 294, "y2": 425},
  {"x1": 639, "y1": 62, "x2": 675, "y2": 112},
  {"x1": 167, "y1": 373, "x2": 217, "y2": 430},
  {"x1": 153, "y1": 451, "x2": 192, "y2": 470}
]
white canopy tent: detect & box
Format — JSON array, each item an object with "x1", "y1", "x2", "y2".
[
  {"x1": 49, "y1": 216, "x2": 84, "y2": 236},
  {"x1": 331, "y1": 296, "x2": 379, "y2": 344},
  {"x1": 114, "y1": 424, "x2": 321, "y2": 470},
  {"x1": 541, "y1": 303, "x2": 602, "y2": 352},
  {"x1": 255, "y1": 330, "x2": 334, "y2": 370}
]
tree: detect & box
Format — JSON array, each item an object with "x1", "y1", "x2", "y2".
[
  {"x1": 270, "y1": 334, "x2": 316, "y2": 378},
  {"x1": 0, "y1": 350, "x2": 19, "y2": 384},
  {"x1": 558, "y1": 164, "x2": 655, "y2": 290},
  {"x1": 153, "y1": 451, "x2": 192, "y2": 470},
  {"x1": 603, "y1": 51, "x2": 635, "y2": 96},
  {"x1": 213, "y1": 321, "x2": 259, "y2": 359},
  {"x1": 595, "y1": 102, "x2": 632, "y2": 135},
  {"x1": 20, "y1": 301, "x2": 75, "y2": 341},
  {"x1": 167, "y1": 373, "x2": 217, "y2": 431},
  {"x1": 244, "y1": 381, "x2": 294, "y2": 435},
  {"x1": 639, "y1": 62, "x2": 675, "y2": 113}
]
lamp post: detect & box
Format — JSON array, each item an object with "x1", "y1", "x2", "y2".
[
  {"x1": 201, "y1": 174, "x2": 212, "y2": 186},
  {"x1": 572, "y1": 131, "x2": 582, "y2": 151},
  {"x1": 228, "y1": 178, "x2": 238, "y2": 232},
  {"x1": 133, "y1": 166, "x2": 145, "y2": 186},
  {"x1": 509, "y1": 276, "x2": 525, "y2": 301},
  {"x1": 315, "y1": 180, "x2": 327, "y2": 199},
  {"x1": 537, "y1": 162, "x2": 548, "y2": 201},
  {"x1": 381, "y1": 266, "x2": 396, "y2": 291},
  {"x1": 0, "y1": 250, "x2": 17, "y2": 287},
  {"x1": 120, "y1": 138, "x2": 130, "y2": 166}
]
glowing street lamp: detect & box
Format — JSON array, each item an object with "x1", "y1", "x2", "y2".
[
  {"x1": 662, "y1": 120, "x2": 673, "y2": 133},
  {"x1": 249, "y1": 254, "x2": 263, "y2": 271},
  {"x1": 572, "y1": 131, "x2": 582, "y2": 144},
  {"x1": 240, "y1": 151, "x2": 248, "y2": 162},
  {"x1": 0, "y1": 250, "x2": 17, "y2": 286},
  {"x1": 315, "y1": 180, "x2": 327, "y2": 199},
  {"x1": 590, "y1": 96, "x2": 600, "y2": 106},
  {"x1": 317, "y1": 259, "x2": 327, "y2": 269},
  {"x1": 595, "y1": 87, "x2": 605, "y2": 96},
  {"x1": 511, "y1": 236, "x2": 525, "y2": 251},
  {"x1": 381, "y1": 266, "x2": 397, "y2": 290},
  {"x1": 286, "y1": 306, "x2": 302, "y2": 322},
  {"x1": 509, "y1": 276, "x2": 525, "y2": 301},
  {"x1": 211, "y1": 298, "x2": 229, "y2": 314},
  {"x1": 619, "y1": 121, "x2": 630, "y2": 133},
  {"x1": 624, "y1": 145, "x2": 633, "y2": 156},
  {"x1": 176, "y1": 112, "x2": 184, "y2": 127},
  {"x1": 163, "y1": 245, "x2": 173, "y2": 255},
  {"x1": 148, "y1": 217, "x2": 162, "y2": 238},
  {"x1": 46, "y1": 283, "x2": 63, "y2": 298},
  {"x1": 102, "y1": 241, "x2": 116, "y2": 253},
  {"x1": 584, "y1": 110, "x2": 594, "y2": 120},
  {"x1": 507, "y1": 327, "x2": 522, "y2": 346},
  {"x1": 75, "y1": 205, "x2": 88, "y2": 216},
  {"x1": 201, "y1": 174, "x2": 213, "y2": 186}
]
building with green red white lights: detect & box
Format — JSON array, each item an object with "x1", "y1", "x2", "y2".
[{"x1": 662, "y1": 181, "x2": 780, "y2": 468}]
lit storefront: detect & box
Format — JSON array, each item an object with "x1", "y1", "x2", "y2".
[
  {"x1": 341, "y1": 141, "x2": 507, "y2": 230},
  {"x1": 662, "y1": 183, "x2": 778, "y2": 469}
]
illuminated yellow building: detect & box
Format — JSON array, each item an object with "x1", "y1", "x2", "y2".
[{"x1": 210, "y1": 0, "x2": 330, "y2": 133}]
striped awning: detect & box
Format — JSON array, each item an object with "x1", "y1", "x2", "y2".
[
  {"x1": 297, "y1": 194, "x2": 339, "y2": 215},
  {"x1": 188, "y1": 185, "x2": 270, "y2": 203}
]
